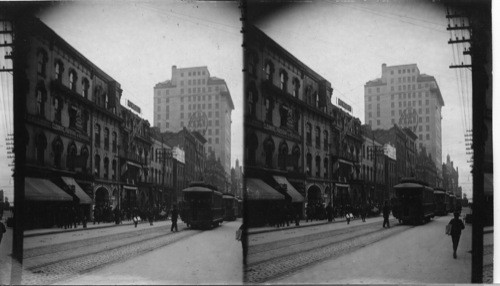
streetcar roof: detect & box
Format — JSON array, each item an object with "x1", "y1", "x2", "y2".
[
  {"x1": 394, "y1": 182, "x2": 425, "y2": 189},
  {"x1": 434, "y1": 190, "x2": 446, "y2": 195},
  {"x1": 183, "y1": 186, "x2": 222, "y2": 196},
  {"x1": 222, "y1": 194, "x2": 234, "y2": 199}
]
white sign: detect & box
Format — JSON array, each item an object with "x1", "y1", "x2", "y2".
[
  {"x1": 384, "y1": 143, "x2": 397, "y2": 160},
  {"x1": 173, "y1": 146, "x2": 185, "y2": 164}
]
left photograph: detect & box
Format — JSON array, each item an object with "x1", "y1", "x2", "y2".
[{"x1": 2, "y1": 1, "x2": 243, "y2": 284}]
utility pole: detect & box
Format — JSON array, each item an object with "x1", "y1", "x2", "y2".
[{"x1": 446, "y1": 4, "x2": 491, "y2": 282}]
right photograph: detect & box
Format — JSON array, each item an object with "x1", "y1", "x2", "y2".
[{"x1": 242, "y1": 0, "x2": 492, "y2": 284}]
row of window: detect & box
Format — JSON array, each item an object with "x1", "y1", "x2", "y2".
[
  {"x1": 38, "y1": 49, "x2": 92, "y2": 98},
  {"x1": 180, "y1": 70, "x2": 206, "y2": 77},
  {"x1": 368, "y1": 83, "x2": 431, "y2": 95},
  {"x1": 94, "y1": 124, "x2": 118, "y2": 152},
  {"x1": 390, "y1": 67, "x2": 416, "y2": 75},
  {"x1": 177, "y1": 85, "x2": 220, "y2": 95},
  {"x1": 179, "y1": 78, "x2": 206, "y2": 86},
  {"x1": 305, "y1": 123, "x2": 329, "y2": 150},
  {"x1": 368, "y1": 91, "x2": 431, "y2": 103}
]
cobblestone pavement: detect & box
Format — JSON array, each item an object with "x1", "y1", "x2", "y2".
[
  {"x1": 23, "y1": 225, "x2": 178, "y2": 267},
  {"x1": 21, "y1": 228, "x2": 201, "y2": 285},
  {"x1": 248, "y1": 220, "x2": 391, "y2": 265},
  {"x1": 245, "y1": 220, "x2": 411, "y2": 283}
]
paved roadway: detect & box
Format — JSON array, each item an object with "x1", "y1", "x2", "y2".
[
  {"x1": 253, "y1": 209, "x2": 474, "y2": 284},
  {"x1": 245, "y1": 216, "x2": 407, "y2": 283},
  {"x1": 20, "y1": 219, "x2": 242, "y2": 285}
]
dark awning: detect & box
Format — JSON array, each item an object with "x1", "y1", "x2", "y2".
[
  {"x1": 25, "y1": 177, "x2": 73, "y2": 202},
  {"x1": 246, "y1": 178, "x2": 285, "y2": 200},
  {"x1": 273, "y1": 176, "x2": 304, "y2": 203},
  {"x1": 61, "y1": 177, "x2": 93, "y2": 204}
]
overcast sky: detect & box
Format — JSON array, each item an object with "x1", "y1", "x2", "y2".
[
  {"x1": 37, "y1": 0, "x2": 243, "y2": 164},
  {"x1": 247, "y1": 0, "x2": 482, "y2": 198}
]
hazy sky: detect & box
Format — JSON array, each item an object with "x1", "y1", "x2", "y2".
[
  {"x1": 37, "y1": 0, "x2": 243, "y2": 164},
  {"x1": 249, "y1": 0, "x2": 477, "y2": 198}
]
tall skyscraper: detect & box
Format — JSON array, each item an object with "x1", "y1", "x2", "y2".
[
  {"x1": 364, "y1": 63, "x2": 444, "y2": 170},
  {"x1": 154, "y1": 66, "x2": 234, "y2": 177}
]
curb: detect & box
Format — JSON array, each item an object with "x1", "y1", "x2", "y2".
[
  {"x1": 248, "y1": 216, "x2": 384, "y2": 235},
  {"x1": 23, "y1": 220, "x2": 170, "y2": 238}
]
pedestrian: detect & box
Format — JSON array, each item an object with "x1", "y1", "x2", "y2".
[
  {"x1": 236, "y1": 223, "x2": 247, "y2": 263},
  {"x1": 361, "y1": 202, "x2": 367, "y2": 222},
  {"x1": 382, "y1": 201, "x2": 391, "y2": 228},
  {"x1": 171, "y1": 204, "x2": 179, "y2": 232},
  {"x1": 148, "y1": 208, "x2": 154, "y2": 226},
  {"x1": 326, "y1": 203, "x2": 333, "y2": 222},
  {"x1": 0, "y1": 219, "x2": 6, "y2": 246},
  {"x1": 448, "y1": 212, "x2": 465, "y2": 259},
  {"x1": 82, "y1": 215, "x2": 88, "y2": 228}
]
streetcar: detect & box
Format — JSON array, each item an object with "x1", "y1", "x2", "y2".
[
  {"x1": 236, "y1": 198, "x2": 243, "y2": 218},
  {"x1": 393, "y1": 178, "x2": 435, "y2": 225},
  {"x1": 446, "y1": 192, "x2": 455, "y2": 213},
  {"x1": 433, "y1": 188, "x2": 448, "y2": 216},
  {"x1": 180, "y1": 181, "x2": 224, "y2": 229},
  {"x1": 222, "y1": 193, "x2": 237, "y2": 221}
]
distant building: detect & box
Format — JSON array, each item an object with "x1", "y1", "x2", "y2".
[
  {"x1": 231, "y1": 159, "x2": 243, "y2": 198},
  {"x1": 154, "y1": 66, "x2": 234, "y2": 177},
  {"x1": 442, "y1": 154, "x2": 460, "y2": 196},
  {"x1": 162, "y1": 127, "x2": 206, "y2": 197},
  {"x1": 364, "y1": 63, "x2": 444, "y2": 171}
]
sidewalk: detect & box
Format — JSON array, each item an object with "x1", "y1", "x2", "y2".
[
  {"x1": 24, "y1": 218, "x2": 171, "y2": 238},
  {"x1": 25, "y1": 219, "x2": 182, "y2": 249},
  {"x1": 248, "y1": 215, "x2": 384, "y2": 235}
]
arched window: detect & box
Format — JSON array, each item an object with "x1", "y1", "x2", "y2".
[
  {"x1": 81, "y1": 146, "x2": 89, "y2": 173},
  {"x1": 247, "y1": 82, "x2": 258, "y2": 118},
  {"x1": 324, "y1": 157, "x2": 329, "y2": 179},
  {"x1": 315, "y1": 156, "x2": 321, "y2": 177},
  {"x1": 66, "y1": 142, "x2": 77, "y2": 171},
  {"x1": 52, "y1": 137, "x2": 64, "y2": 168},
  {"x1": 265, "y1": 61, "x2": 274, "y2": 81},
  {"x1": 263, "y1": 137, "x2": 275, "y2": 168},
  {"x1": 323, "y1": 130, "x2": 329, "y2": 151},
  {"x1": 247, "y1": 51, "x2": 258, "y2": 76},
  {"x1": 279, "y1": 70, "x2": 288, "y2": 91},
  {"x1": 265, "y1": 97, "x2": 274, "y2": 123},
  {"x1": 94, "y1": 154, "x2": 101, "y2": 178},
  {"x1": 37, "y1": 49, "x2": 48, "y2": 77},
  {"x1": 292, "y1": 145, "x2": 300, "y2": 171},
  {"x1": 306, "y1": 123, "x2": 312, "y2": 145},
  {"x1": 35, "y1": 132, "x2": 47, "y2": 165},
  {"x1": 55, "y1": 60, "x2": 64, "y2": 81},
  {"x1": 82, "y1": 78, "x2": 90, "y2": 98},
  {"x1": 94, "y1": 124, "x2": 101, "y2": 147},
  {"x1": 315, "y1": 126, "x2": 321, "y2": 148},
  {"x1": 36, "y1": 82, "x2": 47, "y2": 118},
  {"x1": 245, "y1": 133, "x2": 258, "y2": 165},
  {"x1": 104, "y1": 157, "x2": 109, "y2": 179},
  {"x1": 53, "y1": 96, "x2": 63, "y2": 123},
  {"x1": 104, "y1": 128, "x2": 110, "y2": 150},
  {"x1": 292, "y1": 78, "x2": 300, "y2": 97},
  {"x1": 278, "y1": 141, "x2": 288, "y2": 170},
  {"x1": 306, "y1": 153, "x2": 312, "y2": 176},
  {"x1": 69, "y1": 70, "x2": 78, "y2": 91}
]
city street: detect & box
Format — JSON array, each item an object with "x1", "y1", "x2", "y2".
[
  {"x1": 254, "y1": 209, "x2": 472, "y2": 284},
  {"x1": 21, "y1": 219, "x2": 242, "y2": 285}
]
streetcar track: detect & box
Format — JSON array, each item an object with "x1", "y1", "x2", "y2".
[
  {"x1": 23, "y1": 229, "x2": 206, "y2": 285},
  {"x1": 25, "y1": 228, "x2": 192, "y2": 270},
  {"x1": 266, "y1": 226, "x2": 413, "y2": 284},
  {"x1": 247, "y1": 219, "x2": 399, "y2": 267},
  {"x1": 23, "y1": 224, "x2": 183, "y2": 259},
  {"x1": 245, "y1": 222, "x2": 413, "y2": 283},
  {"x1": 248, "y1": 219, "x2": 386, "y2": 256}
]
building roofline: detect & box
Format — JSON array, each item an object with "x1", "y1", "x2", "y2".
[
  {"x1": 248, "y1": 25, "x2": 330, "y2": 83},
  {"x1": 31, "y1": 17, "x2": 120, "y2": 84}
]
